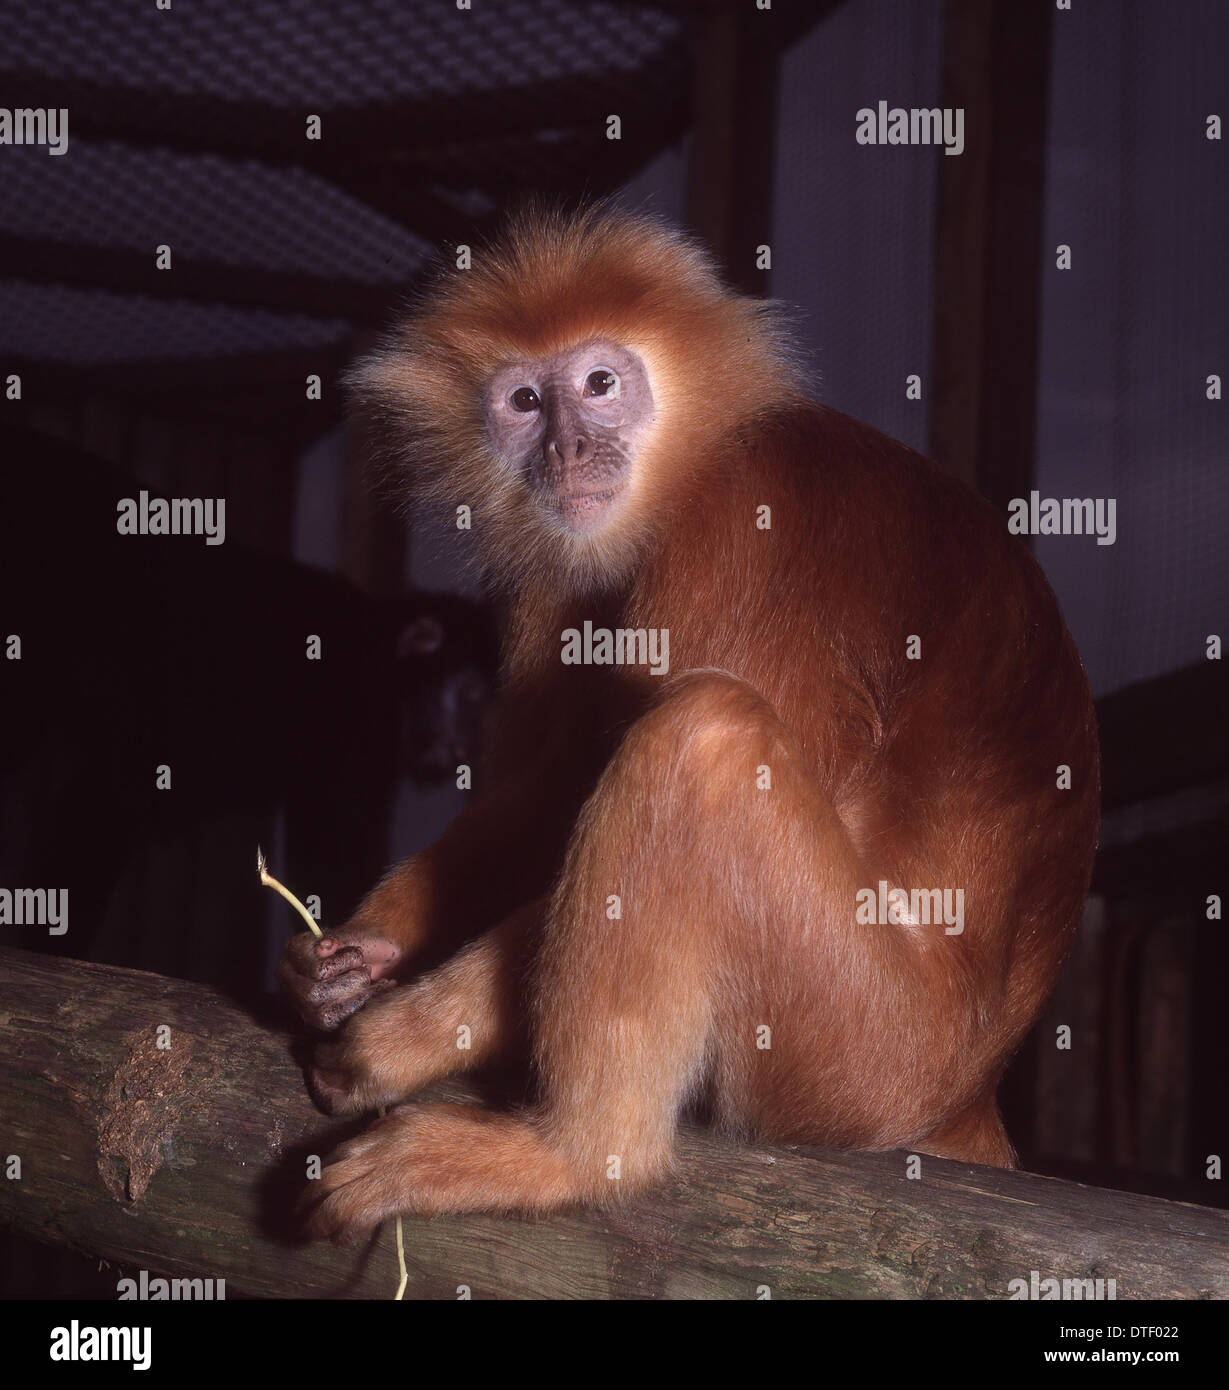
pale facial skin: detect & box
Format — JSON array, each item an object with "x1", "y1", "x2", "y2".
[{"x1": 483, "y1": 340, "x2": 655, "y2": 534}]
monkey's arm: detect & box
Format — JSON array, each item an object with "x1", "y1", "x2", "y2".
[{"x1": 277, "y1": 774, "x2": 566, "y2": 1030}]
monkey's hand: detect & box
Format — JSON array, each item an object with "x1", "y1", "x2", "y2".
[
  {"x1": 303, "y1": 990, "x2": 413, "y2": 1117},
  {"x1": 275, "y1": 929, "x2": 401, "y2": 1032}
]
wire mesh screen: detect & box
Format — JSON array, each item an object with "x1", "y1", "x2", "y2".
[
  {"x1": 1034, "y1": 0, "x2": 1229, "y2": 697},
  {"x1": 773, "y1": 0, "x2": 942, "y2": 455}
]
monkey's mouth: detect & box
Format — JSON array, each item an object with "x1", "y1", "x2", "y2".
[{"x1": 551, "y1": 486, "x2": 624, "y2": 532}]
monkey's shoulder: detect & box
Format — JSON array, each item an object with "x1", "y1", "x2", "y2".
[
  {"x1": 741, "y1": 400, "x2": 991, "y2": 522},
  {"x1": 676, "y1": 400, "x2": 1070, "y2": 656},
  {"x1": 684, "y1": 400, "x2": 1019, "y2": 601}
]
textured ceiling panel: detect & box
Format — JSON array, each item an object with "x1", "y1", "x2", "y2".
[
  {"x1": 0, "y1": 142, "x2": 431, "y2": 282},
  {"x1": 7, "y1": 0, "x2": 682, "y2": 103},
  {"x1": 0, "y1": 0, "x2": 689, "y2": 370},
  {"x1": 0, "y1": 282, "x2": 348, "y2": 365}
]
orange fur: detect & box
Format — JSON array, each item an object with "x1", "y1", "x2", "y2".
[{"x1": 290, "y1": 208, "x2": 1100, "y2": 1242}]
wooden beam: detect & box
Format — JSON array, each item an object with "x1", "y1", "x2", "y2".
[
  {"x1": 929, "y1": 0, "x2": 1052, "y2": 505},
  {"x1": 3, "y1": 347, "x2": 350, "y2": 397},
  {"x1": 0, "y1": 69, "x2": 683, "y2": 167},
  {"x1": 684, "y1": 1, "x2": 838, "y2": 292},
  {"x1": 685, "y1": 2, "x2": 781, "y2": 293},
  {"x1": 2, "y1": 946, "x2": 1225, "y2": 1299},
  {"x1": 3, "y1": 350, "x2": 350, "y2": 433}
]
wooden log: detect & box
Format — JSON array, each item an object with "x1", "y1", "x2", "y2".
[{"x1": 0, "y1": 945, "x2": 1225, "y2": 1300}]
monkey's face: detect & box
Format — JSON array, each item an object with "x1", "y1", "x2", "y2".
[{"x1": 483, "y1": 340, "x2": 655, "y2": 535}]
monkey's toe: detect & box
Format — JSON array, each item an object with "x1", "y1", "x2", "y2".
[
  {"x1": 305, "y1": 1060, "x2": 364, "y2": 1116},
  {"x1": 300, "y1": 1115, "x2": 426, "y2": 1242}
]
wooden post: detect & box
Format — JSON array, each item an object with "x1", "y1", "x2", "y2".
[
  {"x1": 929, "y1": 0, "x2": 1052, "y2": 506},
  {"x1": 685, "y1": 1, "x2": 782, "y2": 294}
]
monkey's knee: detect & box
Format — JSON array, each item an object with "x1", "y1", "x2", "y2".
[
  {"x1": 658, "y1": 668, "x2": 777, "y2": 730},
  {"x1": 621, "y1": 669, "x2": 789, "y2": 791}
]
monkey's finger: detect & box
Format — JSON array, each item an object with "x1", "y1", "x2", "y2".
[
  {"x1": 299, "y1": 1149, "x2": 403, "y2": 1245},
  {"x1": 311, "y1": 943, "x2": 370, "y2": 980},
  {"x1": 311, "y1": 975, "x2": 398, "y2": 1031},
  {"x1": 276, "y1": 953, "x2": 357, "y2": 1002},
  {"x1": 278, "y1": 958, "x2": 365, "y2": 1021},
  {"x1": 282, "y1": 937, "x2": 365, "y2": 981},
  {"x1": 297, "y1": 1164, "x2": 370, "y2": 1245},
  {"x1": 300, "y1": 965, "x2": 370, "y2": 1007}
]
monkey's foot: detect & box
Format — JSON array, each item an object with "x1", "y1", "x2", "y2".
[{"x1": 300, "y1": 1103, "x2": 573, "y2": 1243}]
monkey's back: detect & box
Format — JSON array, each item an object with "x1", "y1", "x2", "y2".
[{"x1": 632, "y1": 400, "x2": 1099, "y2": 1029}]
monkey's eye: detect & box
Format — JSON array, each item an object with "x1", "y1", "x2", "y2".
[
  {"x1": 583, "y1": 368, "x2": 621, "y2": 399},
  {"x1": 509, "y1": 386, "x2": 541, "y2": 413}
]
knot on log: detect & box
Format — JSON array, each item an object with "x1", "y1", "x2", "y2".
[{"x1": 97, "y1": 1027, "x2": 221, "y2": 1204}]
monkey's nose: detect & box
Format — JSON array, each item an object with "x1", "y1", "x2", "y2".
[{"x1": 547, "y1": 435, "x2": 588, "y2": 467}]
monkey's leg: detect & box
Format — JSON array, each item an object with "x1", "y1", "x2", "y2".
[
  {"x1": 915, "y1": 1090, "x2": 1017, "y2": 1167},
  {"x1": 306, "y1": 899, "x2": 542, "y2": 1115},
  {"x1": 304, "y1": 673, "x2": 1008, "y2": 1238},
  {"x1": 303, "y1": 671, "x2": 839, "y2": 1240}
]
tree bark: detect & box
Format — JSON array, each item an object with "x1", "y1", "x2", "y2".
[{"x1": 1, "y1": 946, "x2": 1225, "y2": 1299}]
